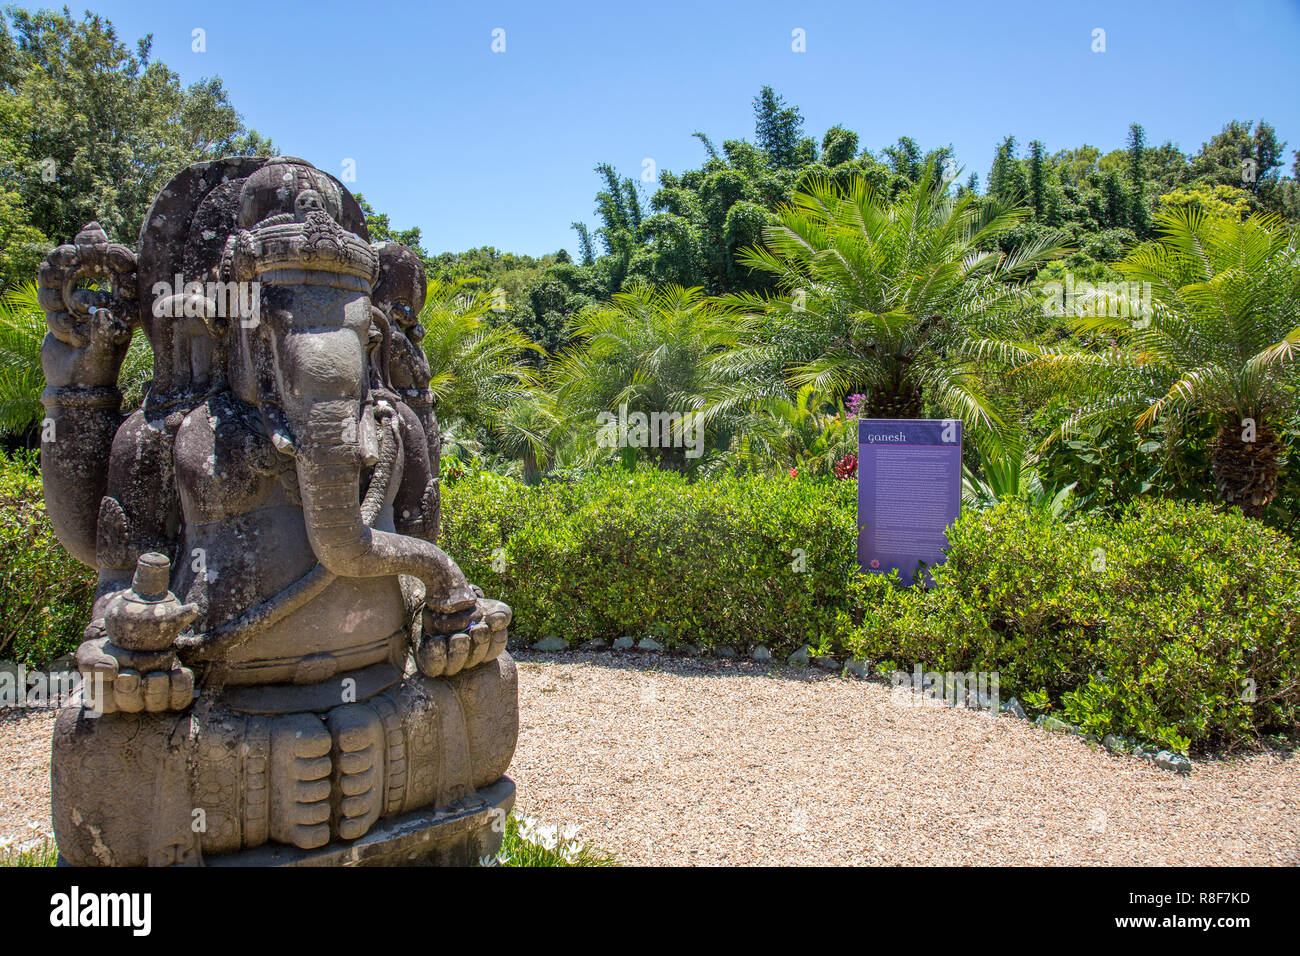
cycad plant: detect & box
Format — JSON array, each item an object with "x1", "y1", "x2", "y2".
[
  {"x1": 549, "y1": 283, "x2": 738, "y2": 472},
  {"x1": 1032, "y1": 208, "x2": 1300, "y2": 518},
  {"x1": 418, "y1": 279, "x2": 543, "y2": 435},
  {"x1": 727, "y1": 384, "x2": 855, "y2": 476},
  {"x1": 718, "y1": 161, "x2": 1069, "y2": 450},
  {"x1": 0, "y1": 282, "x2": 45, "y2": 437},
  {"x1": 960, "y1": 439, "x2": 1076, "y2": 516}
]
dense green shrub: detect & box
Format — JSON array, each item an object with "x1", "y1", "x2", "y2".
[
  {"x1": 0, "y1": 452, "x2": 95, "y2": 667},
  {"x1": 442, "y1": 467, "x2": 857, "y2": 652},
  {"x1": 3, "y1": 449, "x2": 1296, "y2": 752},
  {"x1": 844, "y1": 498, "x2": 1300, "y2": 752}
]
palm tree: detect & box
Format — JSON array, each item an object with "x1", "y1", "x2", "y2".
[
  {"x1": 418, "y1": 279, "x2": 543, "y2": 435},
  {"x1": 549, "y1": 283, "x2": 738, "y2": 471},
  {"x1": 727, "y1": 384, "x2": 854, "y2": 476},
  {"x1": 0, "y1": 282, "x2": 46, "y2": 438},
  {"x1": 0, "y1": 281, "x2": 151, "y2": 441},
  {"x1": 491, "y1": 386, "x2": 561, "y2": 484},
  {"x1": 1032, "y1": 207, "x2": 1300, "y2": 518},
  {"x1": 717, "y1": 161, "x2": 1069, "y2": 449}
]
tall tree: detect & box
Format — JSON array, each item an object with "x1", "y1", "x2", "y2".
[
  {"x1": 1027, "y1": 140, "x2": 1047, "y2": 219},
  {"x1": 752, "y1": 86, "x2": 804, "y2": 169},
  {"x1": 1126, "y1": 123, "x2": 1149, "y2": 234},
  {"x1": 0, "y1": 6, "x2": 270, "y2": 283},
  {"x1": 719, "y1": 163, "x2": 1070, "y2": 446}
]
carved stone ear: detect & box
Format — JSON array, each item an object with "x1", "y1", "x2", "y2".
[{"x1": 96, "y1": 495, "x2": 133, "y2": 571}]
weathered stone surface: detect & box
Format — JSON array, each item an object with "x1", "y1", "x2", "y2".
[
  {"x1": 578, "y1": 639, "x2": 609, "y2": 652},
  {"x1": 611, "y1": 636, "x2": 635, "y2": 650},
  {"x1": 787, "y1": 647, "x2": 810, "y2": 666},
  {"x1": 844, "y1": 658, "x2": 869, "y2": 678},
  {"x1": 1155, "y1": 751, "x2": 1194, "y2": 774},
  {"x1": 39, "y1": 157, "x2": 517, "y2": 866},
  {"x1": 636, "y1": 638, "x2": 664, "y2": 652},
  {"x1": 1038, "y1": 716, "x2": 1077, "y2": 735},
  {"x1": 751, "y1": 646, "x2": 771, "y2": 661},
  {"x1": 531, "y1": 636, "x2": 568, "y2": 652},
  {"x1": 1000, "y1": 697, "x2": 1027, "y2": 719},
  {"x1": 715, "y1": 646, "x2": 738, "y2": 659},
  {"x1": 813, "y1": 656, "x2": 840, "y2": 671},
  {"x1": 206, "y1": 777, "x2": 515, "y2": 867}
]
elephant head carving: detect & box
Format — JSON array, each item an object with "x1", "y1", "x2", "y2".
[{"x1": 202, "y1": 157, "x2": 474, "y2": 613}]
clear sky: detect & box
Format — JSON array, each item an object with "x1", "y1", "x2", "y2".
[{"x1": 82, "y1": 0, "x2": 1300, "y2": 257}]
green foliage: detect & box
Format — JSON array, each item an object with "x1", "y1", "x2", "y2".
[
  {"x1": 0, "y1": 450, "x2": 95, "y2": 666},
  {"x1": 549, "y1": 284, "x2": 738, "y2": 472},
  {"x1": 0, "y1": 837, "x2": 56, "y2": 867},
  {"x1": 442, "y1": 467, "x2": 857, "y2": 653},
  {"x1": 844, "y1": 498, "x2": 1300, "y2": 752},
  {"x1": 419, "y1": 279, "x2": 543, "y2": 435},
  {"x1": 490, "y1": 814, "x2": 617, "y2": 867},
  {"x1": 0, "y1": 7, "x2": 271, "y2": 284},
  {"x1": 725, "y1": 384, "x2": 855, "y2": 477},
  {"x1": 960, "y1": 439, "x2": 1076, "y2": 515},
  {"x1": 720, "y1": 163, "x2": 1069, "y2": 447},
  {"x1": 1033, "y1": 402, "x2": 1215, "y2": 514},
  {"x1": 1030, "y1": 206, "x2": 1300, "y2": 514},
  {"x1": 4, "y1": 443, "x2": 1298, "y2": 753}
]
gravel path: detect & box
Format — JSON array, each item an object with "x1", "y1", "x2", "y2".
[
  {"x1": 4, "y1": 652, "x2": 1298, "y2": 864},
  {"x1": 508, "y1": 653, "x2": 1299, "y2": 866}
]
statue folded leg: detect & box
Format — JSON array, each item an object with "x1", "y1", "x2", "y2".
[{"x1": 53, "y1": 631, "x2": 518, "y2": 866}]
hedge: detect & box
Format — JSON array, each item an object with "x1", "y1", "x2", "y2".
[
  {"x1": 2, "y1": 451, "x2": 1297, "y2": 751},
  {"x1": 841, "y1": 498, "x2": 1300, "y2": 752},
  {"x1": 0, "y1": 451, "x2": 95, "y2": 667},
  {"x1": 441, "y1": 468, "x2": 858, "y2": 652}
]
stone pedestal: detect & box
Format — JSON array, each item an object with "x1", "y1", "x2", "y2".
[{"x1": 206, "y1": 777, "x2": 514, "y2": 867}]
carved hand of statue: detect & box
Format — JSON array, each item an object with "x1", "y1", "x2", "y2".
[
  {"x1": 78, "y1": 555, "x2": 199, "y2": 714},
  {"x1": 415, "y1": 597, "x2": 510, "y2": 678},
  {"x1": 37, "y1": 223, "x2": 138, "y2": 389},
  {"x1": 76, "y1": 634, "x2": 196, "y2": 716}
]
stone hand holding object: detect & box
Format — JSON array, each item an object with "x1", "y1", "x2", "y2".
[
  {"x1": 79, "y1": 553, "x2": 199, "y2": 715},
  {"x1": 416, "y1": 597, "x2": 511, "y2": 678}
]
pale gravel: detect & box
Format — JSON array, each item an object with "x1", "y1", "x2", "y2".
[{"x1": 3, "y1": 652, "x2": 1298, "y2": 864}]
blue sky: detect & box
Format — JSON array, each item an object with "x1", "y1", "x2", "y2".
[{"x1": 82, "y1": 0, "x2": 1300, "y2": 257}]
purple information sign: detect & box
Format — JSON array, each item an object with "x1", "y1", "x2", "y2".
[{"x1": 857, "y1": 418, "x2": 962, "y2": 586}]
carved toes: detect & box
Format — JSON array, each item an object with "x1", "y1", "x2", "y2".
[
  {"x1": 327, "y1": 707, "x2": 383, "y2": 841},
  {"x1": 270, "y1": 715, "x2": 332, "y2": 850}
]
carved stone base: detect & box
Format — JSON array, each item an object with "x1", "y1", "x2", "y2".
[
  {"x1": 205, "y1": 777, "x2": 514, "y2": 867},
  {"x1": 51, "y1": 655, "x2": 518, "y2": 866}
]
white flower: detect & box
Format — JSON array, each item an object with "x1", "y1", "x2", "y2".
[{"x1": 537, "y1": 824, "x2": 559, "y2": 850}]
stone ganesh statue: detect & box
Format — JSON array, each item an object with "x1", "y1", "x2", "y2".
[{"x1": 39, "y1": 157, "x2": 517, "y2": 865}]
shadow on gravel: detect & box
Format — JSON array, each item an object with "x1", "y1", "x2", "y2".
[{"x1": 509, "y1": 648, "x2": 854, "y2": 686}]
